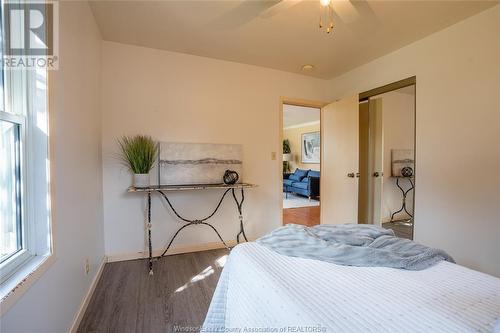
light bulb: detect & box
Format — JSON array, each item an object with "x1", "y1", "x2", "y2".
[{"x1": 320, "y1": 0, "x2": 331, "y2": 7}]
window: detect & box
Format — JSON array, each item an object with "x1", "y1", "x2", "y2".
[
  {"x1": 0, "y1": 109, "x2": 26, "y2": 271},
  {"x1": 0, "y1": 1, "x2": 51, "y2": 286}
]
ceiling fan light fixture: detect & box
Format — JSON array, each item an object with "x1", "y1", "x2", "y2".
[
  {"x1": 319, "y1": 0, "x2": 334, "y2": 34},
  {"x1": 301, "y1": 64, "x2": 315, "y2": 71}
]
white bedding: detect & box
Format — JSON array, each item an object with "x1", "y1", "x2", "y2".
[{"x1": 203, "y1": 242, "x2": 500, "y2": 333}]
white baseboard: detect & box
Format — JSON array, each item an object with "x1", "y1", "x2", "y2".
[
  {"x1": 68, "y1": 256, "x2": 107, "y2": 333},
  {"x1": 106, "y1": 240, "x2": 241, "y2": 263}
]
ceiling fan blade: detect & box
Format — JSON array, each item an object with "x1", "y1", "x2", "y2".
[
  {"x1": 332, "y1": 1, "x2": 381, "y2": 37},
  {"x1": 209, "y1": 0, "x2": 281, "y2": 29},
  {"x1": 332, "y1": 0, "x2": 361, "y2": 24},
  {"x1": 260, "y1": 0, "x2": 304, "y2": 18}
]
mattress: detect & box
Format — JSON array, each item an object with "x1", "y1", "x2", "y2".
[{"x1": 203, "y1": 242, "x2": 500, "y2": 333}]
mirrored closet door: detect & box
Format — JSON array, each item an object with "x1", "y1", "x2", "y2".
[
  {"x1": 320, "y1": 77, "x2": 415, "y2": 239},
  {"x1": 358, "y1": 80, "x2": 416, "y2": 239}
]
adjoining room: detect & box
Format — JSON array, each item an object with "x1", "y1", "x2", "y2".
[{"x1": 282, "y1": 104, "x2": 321, "y2": 226}]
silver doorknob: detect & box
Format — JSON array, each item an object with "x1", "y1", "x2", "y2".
[{"x1": 347, "y1": 173, "x2": 355, "y2": 178}]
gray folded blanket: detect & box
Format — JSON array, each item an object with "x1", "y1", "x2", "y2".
[{"x1": 256, "y1": 224, "x2": 454, "y2": 270}]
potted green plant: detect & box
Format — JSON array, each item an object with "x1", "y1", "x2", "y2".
[
  {"x1": 118, "y1": 135, "x2": 157, "y2": 188},
  {"x1": 283, "y1": 139, "x2": 292, "y2": 173}
]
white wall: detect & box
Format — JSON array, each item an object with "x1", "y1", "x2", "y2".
[
  {"x1": 101, "y1": 41, "x2": 328, "y2": 259},
  {"x1": 326, "y1": 5, "x2": 500, "y2": 276},
  {"x1": 379, "y1": 90, "x2": 415, "y2": 222},
  {"x1": 1, "y1": 2, "x2": 105, "y2": 332}
]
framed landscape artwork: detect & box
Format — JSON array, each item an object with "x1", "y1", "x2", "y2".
[
  {"x1": 158, "y1": 142, "x2": 243, "y2": 185},
  {"x1": 301, "y1": 131, "x2": 320, "y2": 164}
]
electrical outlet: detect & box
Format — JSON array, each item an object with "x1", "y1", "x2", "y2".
[
  {"x1": 271, "y1": 152, "x2": 277, "y2": 160},
  {"x1": 85, "y1": 258, "x2": 90, "y2": 275}
]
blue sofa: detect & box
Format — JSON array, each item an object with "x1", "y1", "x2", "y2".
[{"x1": 283, "y1": 169, "x2": 320, "y2": 199}]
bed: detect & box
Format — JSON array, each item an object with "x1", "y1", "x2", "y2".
[{"x1": 203, "y1": 237, "x2": 500, "y2": 332}]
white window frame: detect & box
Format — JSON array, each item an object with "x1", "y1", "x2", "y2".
[
  {"x1": 0, "y1": 0, "x2": 52, "y2": 303},
  {"x1": 0, "y1": 111, "x2": 34, "y2": 284}
]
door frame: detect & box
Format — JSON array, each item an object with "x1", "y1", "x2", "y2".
[
  {"x1": 279, "y1": 97, "x2": 328, "y2": 225},
  {"x1": 359, "y1": 76, "x2": 416, "y2": 101}
]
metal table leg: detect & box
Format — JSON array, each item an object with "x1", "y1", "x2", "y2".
[
  {"x1": 147, "y1": 191, "x2": 153, "y2": 275},
  {"x1": 232, "y1": 188, "x2": 248, "y2": 243},
  {"x1": 390, "y1": 177, "x2": 414, "y2": 223}
]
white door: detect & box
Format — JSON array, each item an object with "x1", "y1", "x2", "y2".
[{"x1": 321, "y1": 95, "x2": 359, "y2": 224}]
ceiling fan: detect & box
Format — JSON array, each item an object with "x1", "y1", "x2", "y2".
[
  {"x1": 260, "y1": 0, "x2": 363, "y2": 33},
  {"x1": 211, "y1": 0, "x2": 377, "y2": 35}
]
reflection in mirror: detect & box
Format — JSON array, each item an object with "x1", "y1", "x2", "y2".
[{"x1": 358, "y1": 84, "x2": 415, "y2": 239}]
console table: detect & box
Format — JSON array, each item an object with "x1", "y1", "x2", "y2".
[{"x1": 127, "y1": 183, "x2": 257, "y2": 275}]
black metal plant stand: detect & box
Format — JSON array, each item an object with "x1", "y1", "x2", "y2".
[
  {"x1": 390, "y1": 177, "x2": 414, "y2": 224},
  {"x1": 129, "y1": 183, "x2": 255, "y2": 275}
]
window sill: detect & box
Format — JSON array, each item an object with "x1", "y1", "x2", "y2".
[
  {"x1": 0, "y1": 250, "x2": 34, "y2": 284},
  {"x1": 0, "y1": 254, "x2": 55, "y2": 316}
]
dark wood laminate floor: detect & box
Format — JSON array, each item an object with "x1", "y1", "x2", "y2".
[
  {"x1": 283, "y1": 206, "x2": 321, "y2": 226},
  {"x1": 79, "y1": 223, "x2": 411, "y2": 332},
  {"x1": 77, "y1": 249, "x2": 228, "y2": 333},
  {"x1": 382, "y1": 222, "x2": 413, "y2": 239}
]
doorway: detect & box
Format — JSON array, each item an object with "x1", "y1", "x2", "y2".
[{"x1": 281, "y1": 101, "x2": 324, "y2": 226}]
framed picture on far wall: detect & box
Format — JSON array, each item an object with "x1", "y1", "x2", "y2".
[{"x1": 301, "y1": 131, "x2": 320, "y2": 164}]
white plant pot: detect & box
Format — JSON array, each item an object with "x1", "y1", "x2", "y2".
[{"x1": 134, "y1": 173, "x2": 150, "y2": 188}]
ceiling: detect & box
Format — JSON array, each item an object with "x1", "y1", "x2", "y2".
[
  {"x1": 89, "y1": 1, "x2": 498, "y2": 79},
  {"x1": 284, "y1": 105, "x2": 320, "y2": 128}
]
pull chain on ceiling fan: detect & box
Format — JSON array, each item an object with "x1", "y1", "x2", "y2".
[{"x1": 319, "y1": 0, "x2": 334, "y2": 34}]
